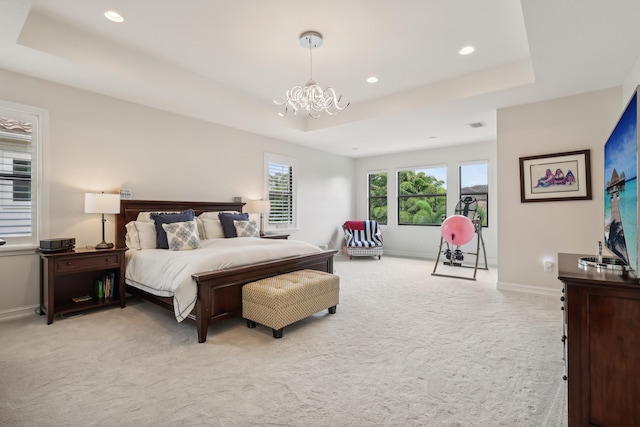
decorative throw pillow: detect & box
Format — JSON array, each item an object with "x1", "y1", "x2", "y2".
[
  {"x1": 161, "y1": 220, "x2": 200, "y2": 251},
  {"x1": 201, "y1": 218, "x2": 225, "y2": 239},
  {"x1": 151, "y1": 209, "x2": 195, "y2": 249},
  {"x1": 125, "y1": 221, "x2": 157, "y2": 250},
  {"x1": 218, "y1": 212, "x2": 249, "y2": 238},
  {"x1": 233, "y1": 220, "x2": 260, "y2": 238}
]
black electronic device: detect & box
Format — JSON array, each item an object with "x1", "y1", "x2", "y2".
[{"x1": 40, "y1": 238, "x2": 75, "y2": 253}]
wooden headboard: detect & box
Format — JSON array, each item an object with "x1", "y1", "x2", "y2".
[{"x1": 115, "y1": 199, "x2": 245, "y2": 249}]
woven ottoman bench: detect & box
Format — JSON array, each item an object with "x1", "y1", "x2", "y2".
[{"x1": 242, "y1": 269, "x2": 339, "y2": 338}]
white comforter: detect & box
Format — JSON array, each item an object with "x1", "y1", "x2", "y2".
[{"x1": 125, "y1": 238, "x2": 322, "y2": 321}]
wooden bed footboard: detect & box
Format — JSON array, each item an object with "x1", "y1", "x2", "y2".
[
  {"x1": 116, "y1": 199, "x2": 337, "y2": 343},
  {"x1": 192, "y1": 250, "x2": 336, "y2": 342}
]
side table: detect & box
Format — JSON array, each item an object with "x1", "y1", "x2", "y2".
[{"x1": 39, "y1": 247, "x2": 127, "y2": 324}]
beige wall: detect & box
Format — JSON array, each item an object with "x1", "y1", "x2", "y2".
[
  {"x1": 0, "y1": 69, "x2": 354, "y2": 318},
  {"x1": 623, "y1": 53, "x2": 640, "y2": 98},
  {"x1": 496, "y1": 87, "x2": 623, "y2": 295}
]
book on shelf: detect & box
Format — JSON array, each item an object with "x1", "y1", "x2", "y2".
[
  {"x1": 95, "y1": 272, "x2": 117, "y2": 300},
  {"x1": 72, "y1": 295, "x2": 92, "y2": 303},
  {"x1": 110, "y1": 272, "x2": 115, "y2": 298}
]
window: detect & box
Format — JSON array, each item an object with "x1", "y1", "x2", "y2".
[
  {"x1": 459, "y1": 162, "x2": 489, "y2": 226},
  {"x1": 0, "y1": 102, "x2": 45, "y2": 246},
  {"x1": 368, "y1": 172, "x2": 387, "y2": 224},
  {"x1": 397, "y1": 166, "x2": 447, "y2": 225},
  {"x1": 265, "y1": 153, "x2": 297, "y2": 230}
]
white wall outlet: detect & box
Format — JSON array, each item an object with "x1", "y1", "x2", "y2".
[{"x1": 543, "y1": 260, "x2": 554, "y2": 272}]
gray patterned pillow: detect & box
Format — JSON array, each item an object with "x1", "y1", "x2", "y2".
[
  {"x1": 233, "y1": 220, "x2": 259, "y2": 238},
  {"x1": 161, "y1": 220, "x2": 200, "y2": 250}
]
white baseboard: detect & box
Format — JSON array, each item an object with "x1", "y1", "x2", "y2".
[
  {"x1": 383, "y1": 250, "x2": 431, "y2": 259},
  {"x1": 383, "y1": 250, "x2": 498, "y2": 265},
  {"x1": 497, "y1": 281, "x2": 562, "y2": 297},
  {"x1": 0, "y1": 305, "x2": 39, "y2": 322},
  {"x1": 382, "y1": 250, "x2": 499, "y2": 267}
]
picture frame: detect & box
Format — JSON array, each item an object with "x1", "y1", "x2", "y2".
[
  {"x1": 519, "y1": 149, "x2": 591, "y2": 202},
  {"x1": 118, "y1": 187, "x2": 133, "y2": 200}
]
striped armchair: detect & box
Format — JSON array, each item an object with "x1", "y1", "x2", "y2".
[{"x1": 342, "y1": 220, "x2": 383, "y2": 260}]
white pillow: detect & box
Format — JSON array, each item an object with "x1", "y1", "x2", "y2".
[
  {"x1": 125, "y1": 221, "x2": 157, "y2": 250},
  {"x1": 161, "y1": 220, "x2": 200, "y2": 251},
  {"x1": 137, "y1": 211, "x2": 179, "y2": 222},
  {"x1": 233, "y1": 219, "x2": 260, "y2": 238},
  {"x1": 195, "y1": 217, "x2": 205, "y2": 240},
  {"x1": 198, "y1": 210, "x2": 240, "y2": 220},
  {"x1": 201, "y1": 218, "x2": 225, "y2": 239}
]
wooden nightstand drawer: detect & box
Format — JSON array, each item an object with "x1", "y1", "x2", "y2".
[{"x1": 54, "y1": 253, "x2": 121, "y2": 274}]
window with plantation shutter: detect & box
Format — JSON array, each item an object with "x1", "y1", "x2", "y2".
[
  {"x1": 265, "y1": 153, "x2": 297, "y2": 230},
  {"x1": 0, "y1": 102, "x2": 44, "y2": 247}
]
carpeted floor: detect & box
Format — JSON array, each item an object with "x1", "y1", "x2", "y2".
[{"x1": 0, "y1": 256, "x2": 567, "y2": 426}]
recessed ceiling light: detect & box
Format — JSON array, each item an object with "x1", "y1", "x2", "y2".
[
  {"x1": 366, "y1": 76, "x2": 379, "y2": 84},
  {"x1": 104, "y1": 10, "x2": 124, "y2": 23},
  {"x1": 459, "y1": 46, "x2": 474, "y2": 55}
]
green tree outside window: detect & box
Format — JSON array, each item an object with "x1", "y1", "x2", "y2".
[
  {"x1": 398, "y1": 168, "x2": 447, "y2": 225},
  {"x1": 368, "y1": 172, "x2": 387, "y2": 224}
]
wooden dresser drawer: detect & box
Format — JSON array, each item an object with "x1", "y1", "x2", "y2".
[{"x1": 54, "y1": 253, "x2": 121, "y2": 274}]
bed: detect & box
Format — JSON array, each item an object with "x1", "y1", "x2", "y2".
[{"x1": 115, "y1": 199, "x2": 337, "y2": 343}]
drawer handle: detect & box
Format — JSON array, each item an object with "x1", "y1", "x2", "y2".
[
  {"x1": 66, "y1": 261, "x2": 72, "y2": 266},
  {"x1": 105, "y1": 258, "x2": 110, "y2": 262}
]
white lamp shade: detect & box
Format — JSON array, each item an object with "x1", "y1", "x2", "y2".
[
  {"x1": 246, "y1": 199, "x2": 270, "y2": 214},
  {"x1": 84, "y1": 193, "x2": 121, "y2": 214}
]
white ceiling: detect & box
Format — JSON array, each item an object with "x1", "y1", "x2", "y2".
[{"x1": 1, "y1": 0, "x2": 640, "y2": 158}]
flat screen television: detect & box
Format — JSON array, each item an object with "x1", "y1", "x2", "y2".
[{"x1": 604, "y1": 87, "x2": 638, "y2": 273}]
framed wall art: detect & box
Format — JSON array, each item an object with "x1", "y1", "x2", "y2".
[{"x1": 519, "y1": 149, "x2": 591, "y2": 203}]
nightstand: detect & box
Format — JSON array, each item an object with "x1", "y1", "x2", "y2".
[
  {"x1": 260, "y1": 233, "x2": 290, "y2": 240},
  {"x1": 39, "y1": 247, "x2": 127, "y2": 324}
]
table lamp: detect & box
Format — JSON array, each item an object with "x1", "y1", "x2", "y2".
[
  {"x1": 245, "y1": 199, "x2": 270, "y2": 236},
  {"x1": 85, "y1": 192, "x2": 121, "y2": 249}
]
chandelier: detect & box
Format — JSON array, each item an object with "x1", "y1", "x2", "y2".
[{"x1": 274, "y1": 31, "x2": 349, "y2": 119}]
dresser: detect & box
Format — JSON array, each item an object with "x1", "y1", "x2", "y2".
[{"x1": 558, "y1": 253, "x2": 640, "y2": 426}]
